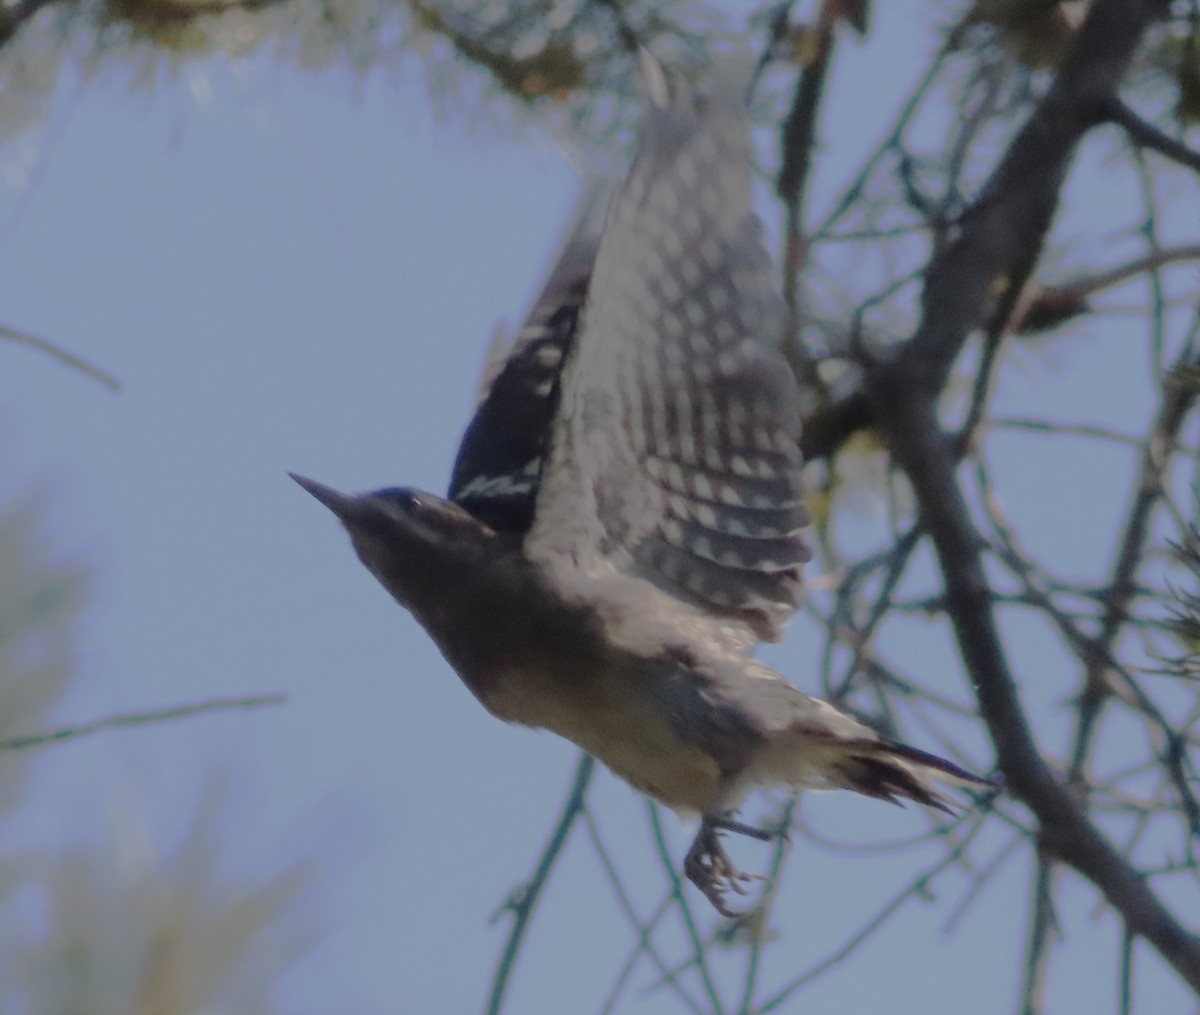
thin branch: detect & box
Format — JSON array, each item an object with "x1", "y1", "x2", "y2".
[
  {"x1": 1019, "y1": 857, "x2": 1059, "y2": 1015},
  {"x1": 757, "y1": 813, "x2": 989, "y2": 1013},
  {"x1": 582, "y1": 808, "x2": 704, "y2": 1015},
  {"x1": 988, "y1": 417, "x2": 1142, "y2": 447},
  {"x1": 1131, "y1": 146, "x2": 1168, "y2": 376},
  {"x1": 0, "y1": 322, "x2": 121, "y2": 391},
  {"x1": 646, "y1": 803, "x2": 726, "y2": 1014},
  {"x1": 879, "y1": 388, "x2": 1200, "y2": 993},
  {"x1": 898, "y1": 0, "x2": 1165, "y2": 394},
  {"x1": 736, "y1": 795, "x2": 796, "y2": 1014},
  {"x1": 775, "y1": 0, "x2": 843, "y2": 389},
  {"x1": 487, "y1": 754, "x2": 594, "y2": 1015},
  {"x1": 1119, "y1": 922, "x2": 1135, "y2": 1015},
  {"x1": 1067, "y1": 357, "x2": 1200, "y2": 803},
  {"x1": 1007, "y1": 245, "x2": 1200, "y2": 336},
  {"x1": 942, "y1": 830, "x2": 1025, "y2": 934},
  {"x1": 777, "y1": 0, "x2": 839, "y2": 283},
  {"x1": 597, "y1": 894, "x2": 680, "y2": 1015},
  {"x1": 0, "y1": 694, "x2": 286, "y2": 752},
  {"x1": 812, "y1": 51, "x2": 948, "y2": 240},
  {"x1": 1107, "y1": 98, "x2": 1200, "y2": 175},
  {"x1": 957, "y1": 331, "x2": 1005, "y2": 452}
]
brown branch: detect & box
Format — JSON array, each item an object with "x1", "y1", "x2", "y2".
[
  {"x1": 1065, "y1": 361, "x2": 1200, "y2": 818},
  {"x1": 1008, "y1": 245, "x2": 1200, "y2": 335},
  {"x1": 0, "y1": 694, "x2": 286, "y2": 752},
  {"x1": 877, "y1": 388, "x2": 1200, "y2": 993},
  {"x1": 899, "y1": 0, "x2": 1168, "y2": 394},
  {"x1": 776, "y1": 0, "x2": 843, "y2": 391},
  {"x1": 808, "y1": 8, "x2": 1199, "y2": 992},
  {"x1": 1107, "y1": 98, "x2": 1200, "y2": 175},
  {"x1": 777, "y1": 0, "x2": 840, "y2": 283},
  {"x1": 799, "y1": 390, "x2": 874, "y2": 461}
]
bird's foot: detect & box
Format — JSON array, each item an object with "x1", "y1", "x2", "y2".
[
  {"x1": 709, "y1": 814, "x2": 789, "y2": 844},
  {"x1": 684, "y1": 819, "x2": 765, "y2": 918}
]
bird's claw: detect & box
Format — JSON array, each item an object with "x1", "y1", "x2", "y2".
[
  {"x1": 709, "y1": 814, "x2": 790, "y2": 844},
  {"x1": 684, "y1": 822, "x2": 765, "y2": 918}
]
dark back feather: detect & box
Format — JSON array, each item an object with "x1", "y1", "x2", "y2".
[{"x1": 448, "y1": 185, "x2": 609, "y2": 533}]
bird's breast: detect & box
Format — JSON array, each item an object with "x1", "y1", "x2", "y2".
[
  {"x1": 412, "y1": 550, "x2": 732, "y2": 814},
  {"x1": 477, "y1": 659, "x2": 725, "y2": 814}
]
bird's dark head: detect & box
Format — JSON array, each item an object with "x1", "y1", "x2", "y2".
[{"x1": 289, "y1": 473, "x2": 495, "y2": 612}]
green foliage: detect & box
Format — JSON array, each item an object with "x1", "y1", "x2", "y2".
[
  {"x1": 0, "y1": 494, "x2": 318, "y2": 1011},
  {"x1": 0, "y1": 783, "x2": 317, "y2": 1015},
  {"x1": 0, "y1": 493, "x2": 86, "y2": 816}
]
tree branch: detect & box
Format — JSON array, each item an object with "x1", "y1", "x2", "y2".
[
  {"x1": 487, "y1": 754, "x2": 594, "y2": 1015},
  {"x1": 900, "y1": 0, "x2": 1170, "y2": 393},
  {"x1": 1106, "y1": 98, "x2": 1200, "y2": 175},
  {"x1": 0, "y1": 694, "x2": 286, "y2": 752},
  {"x1": 1, "y1": 322, "x2": 121, "y2": 391},
  {"x1": 877, "y1": 389, "x2": 1200, "y2": 993},
  {"x1": 776, "y1": 0, "x2": 843, "y2": 390}
]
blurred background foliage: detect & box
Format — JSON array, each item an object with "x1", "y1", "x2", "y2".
[{"x1": 0, "y1": 498, "x2": 315, "y2": 1012}]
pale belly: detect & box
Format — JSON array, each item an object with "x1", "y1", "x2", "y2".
[{"x1": 478, "y1": 664, "x2": 724, "y2": 815}]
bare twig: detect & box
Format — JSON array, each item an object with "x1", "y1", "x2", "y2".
[
  {"x1": 487, "y1": 754, "x2": 594, "y2": 1015},
  {"x1": 898, "y1": 0, "x2": 1166, "y2": 394},
  {"x1": 0, "y1": 694, "x2": 286, "y2": 752},
  {"x1": 1066, "y1": 354, "x2": 1200, "y2": 805},
  {"x1": 881, "y1": 388, "x2": 1200, "y2": 992},
  {"x1": 583, "y1": 808, "x2": 704, "y2": 1015},
  {"x1": 757, "y1": 813, "x2": 989, "y2": 1012},
  {"x1": 1120, "y1": 923, "x2": 1135, "y2": 1015},
  {"x1": 736, "y1": 795, "x2": 795, "y2": 1014},
  {"x1": 1106, "y1": 99, "x2": 1200, "y2": 175},
  {"x1": 597, "y1": 894, "x2": 681, "y2": 1015},
  {"x1": 777, "y1": 0, "x2": 840, "y2": 286},
  {"x1": 0, "y1": 322, "x2": 121, "y2": 391},
  {"x1": 1019, "y1": 857, "x2": 1059, "y2": 1015},
  {"x1": 646, "y1": 803, "x2": 725, "y2": 1014}
]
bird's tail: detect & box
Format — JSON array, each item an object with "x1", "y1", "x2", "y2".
[{"x1": 831, "y1": 739, "x2": 998, "y2": 815}]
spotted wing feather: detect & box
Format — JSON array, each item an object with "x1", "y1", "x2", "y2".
[{"x1": 527, "y1": 64, "x2": 809, "y2": 643}]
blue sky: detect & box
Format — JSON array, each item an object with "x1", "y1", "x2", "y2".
[{"x1": 0, "y1": 9, "x2": 1196, "y2": 1014}]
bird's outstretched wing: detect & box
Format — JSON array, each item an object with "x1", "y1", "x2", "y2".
[
  {"x1": 448, "y1": 185, "x2": 610, "y2": 534},
  {"x1": 525, "y1": 62, "x2": 810, "y2": 643}
]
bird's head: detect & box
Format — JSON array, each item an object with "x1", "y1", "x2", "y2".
[{"x1": 289, "y1": 473, "x2": 495, "y2": 612}]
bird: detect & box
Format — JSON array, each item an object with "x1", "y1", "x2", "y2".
[{"x1": 291, "y1": 55, "x2": 992, "y2": 917}]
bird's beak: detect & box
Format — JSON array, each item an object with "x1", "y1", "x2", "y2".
[{"x1": 289, "y1": 473, "x2": 355, "y2": 519}]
